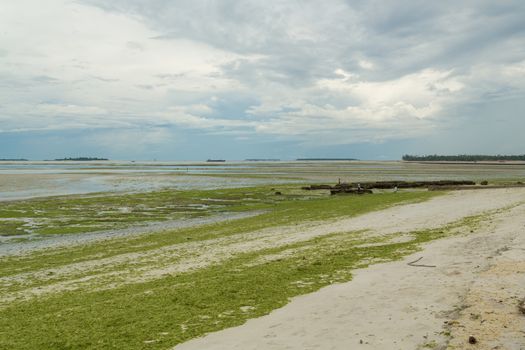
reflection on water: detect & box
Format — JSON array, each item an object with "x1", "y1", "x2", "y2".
[
  {"x1": 0, "y1": 161, "x2": 298, "y2": 200},
  {"x1": 0, "y1": 175, "x2": 297, "y2": 201},
  {"x1": 0, "y1": 161, "x2": 256, "y2": 175},
  {"x1": 0, "y1": 176, "x2": 110, "y2": 200}
]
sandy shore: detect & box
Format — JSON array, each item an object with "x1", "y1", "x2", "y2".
[{"x1": 175, "y1": 189, "x2": 525, "y2": 350}]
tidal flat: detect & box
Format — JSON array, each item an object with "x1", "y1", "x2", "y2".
[
  {"x1": 2, "y1": 160, "x2": 525, "y2": 200},
  {"x1": 1, "y1": 161, "x2": 525, "y2": 349},
  {"x1": 0, "y1": 189, "x2": 440, "y2": 349}
]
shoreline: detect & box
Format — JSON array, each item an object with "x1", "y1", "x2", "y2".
[{"x1": 174, "y1": 189, "x2": 525, "y2": 350}]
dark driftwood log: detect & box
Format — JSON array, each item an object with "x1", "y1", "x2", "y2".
[
  {"x1": 330, "y1": 189, "x2": 373, "y2": 195},
  {"x1": 304, "y1": 180, "x2": 476, "y2": 191}
]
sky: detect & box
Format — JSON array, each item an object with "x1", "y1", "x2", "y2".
[{"x1": 1, "y1": 0, "x2": 525, "y2": 160}]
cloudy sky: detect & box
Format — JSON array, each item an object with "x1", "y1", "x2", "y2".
[{"x1": 1, "y1": 1, "x2": 525, "y2": 160}]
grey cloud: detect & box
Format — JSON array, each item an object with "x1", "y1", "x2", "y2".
[
  {"x1": 155, "y1": 73, "x2": 186, "y2": 80},
  {"x1": 90, "y1": 76, "x2": 120, "y2": 82},
  {"x1": 32, "y1": 75, "x2": 60, "y2": 84},
  {"x1": 82, "y1": 0, "x2": 525, "y2": 85},
  {"x1": 83, "y1": 0, "x2": 361, "y2": 83},
  {"x1": 136, "y1": 84, "x2": 155, "y2": 90}
]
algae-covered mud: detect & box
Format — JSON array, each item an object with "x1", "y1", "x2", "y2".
[
  {"x1": 0, "y1": 186, "x2": 311, "y2": 238},
  {"x1": 0, "y1": 189, "x2": 440, "y2": 349}
]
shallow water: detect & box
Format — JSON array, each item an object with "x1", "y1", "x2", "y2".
[
  {"x1": 2, "y1": 160, "x2": 525, "y2": 201},
  {"x1": 0, "y1": 161, "x2": 290, "y2": 200},
  {"x1": 0, "y1": 161, "x2": 254, "y2": 174},
  {"x1": 0, "y1": 174, "x2": 296, "y2": 201},
  {"x1": 0, "y1": 211, "x2": 263, "y2": 256}
]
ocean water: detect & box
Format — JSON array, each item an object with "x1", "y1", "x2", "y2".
[{"x1": 0, "y1": 161, "x2": 294, "y2": 200}]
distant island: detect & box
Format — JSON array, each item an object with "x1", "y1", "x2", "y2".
[
  {"x1": 296, "y1": 158, "x2": 357, "y2": 161},
  {"x1": 0, "y1": 158, "x2": 28, "y2": 161},
  {"x1": 402, "y1": 154, "x2": 525, "y2": 162},
  {"x1": 54, "y1": 157, "x2": 109, "y2": 161},
  {"x1": 206, "y1": 159, "x2": 226, "y2": 162}
]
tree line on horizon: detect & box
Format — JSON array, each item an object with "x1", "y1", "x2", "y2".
[{"x1": 402, "y1": 154, "x2": 525, "y2": 162}]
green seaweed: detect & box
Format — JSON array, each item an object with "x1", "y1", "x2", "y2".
[{"x1": 0, "y1": 209, "x2": 486, "y2": 350}]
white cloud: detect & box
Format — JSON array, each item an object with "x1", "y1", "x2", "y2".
[
  {"x1": 358, "y1": 60, "x2": 375, "y2": 70},
  {"x1": 319, "y1": 69, "x2": 464, "y2": 110},
  {"x1": 0, "y1": 0, "x2": 245, "y2": 130}
]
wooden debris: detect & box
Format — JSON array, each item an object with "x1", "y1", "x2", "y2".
[
  {"x1": 330, "y1": 188, "x2": 373, "y2": 195},
  {"x1": 302, "y1": 180, "x2": 476, "y2": 192},
  {"x1": 407, "y1": 257, "x2": 436, "y2": 268}
]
